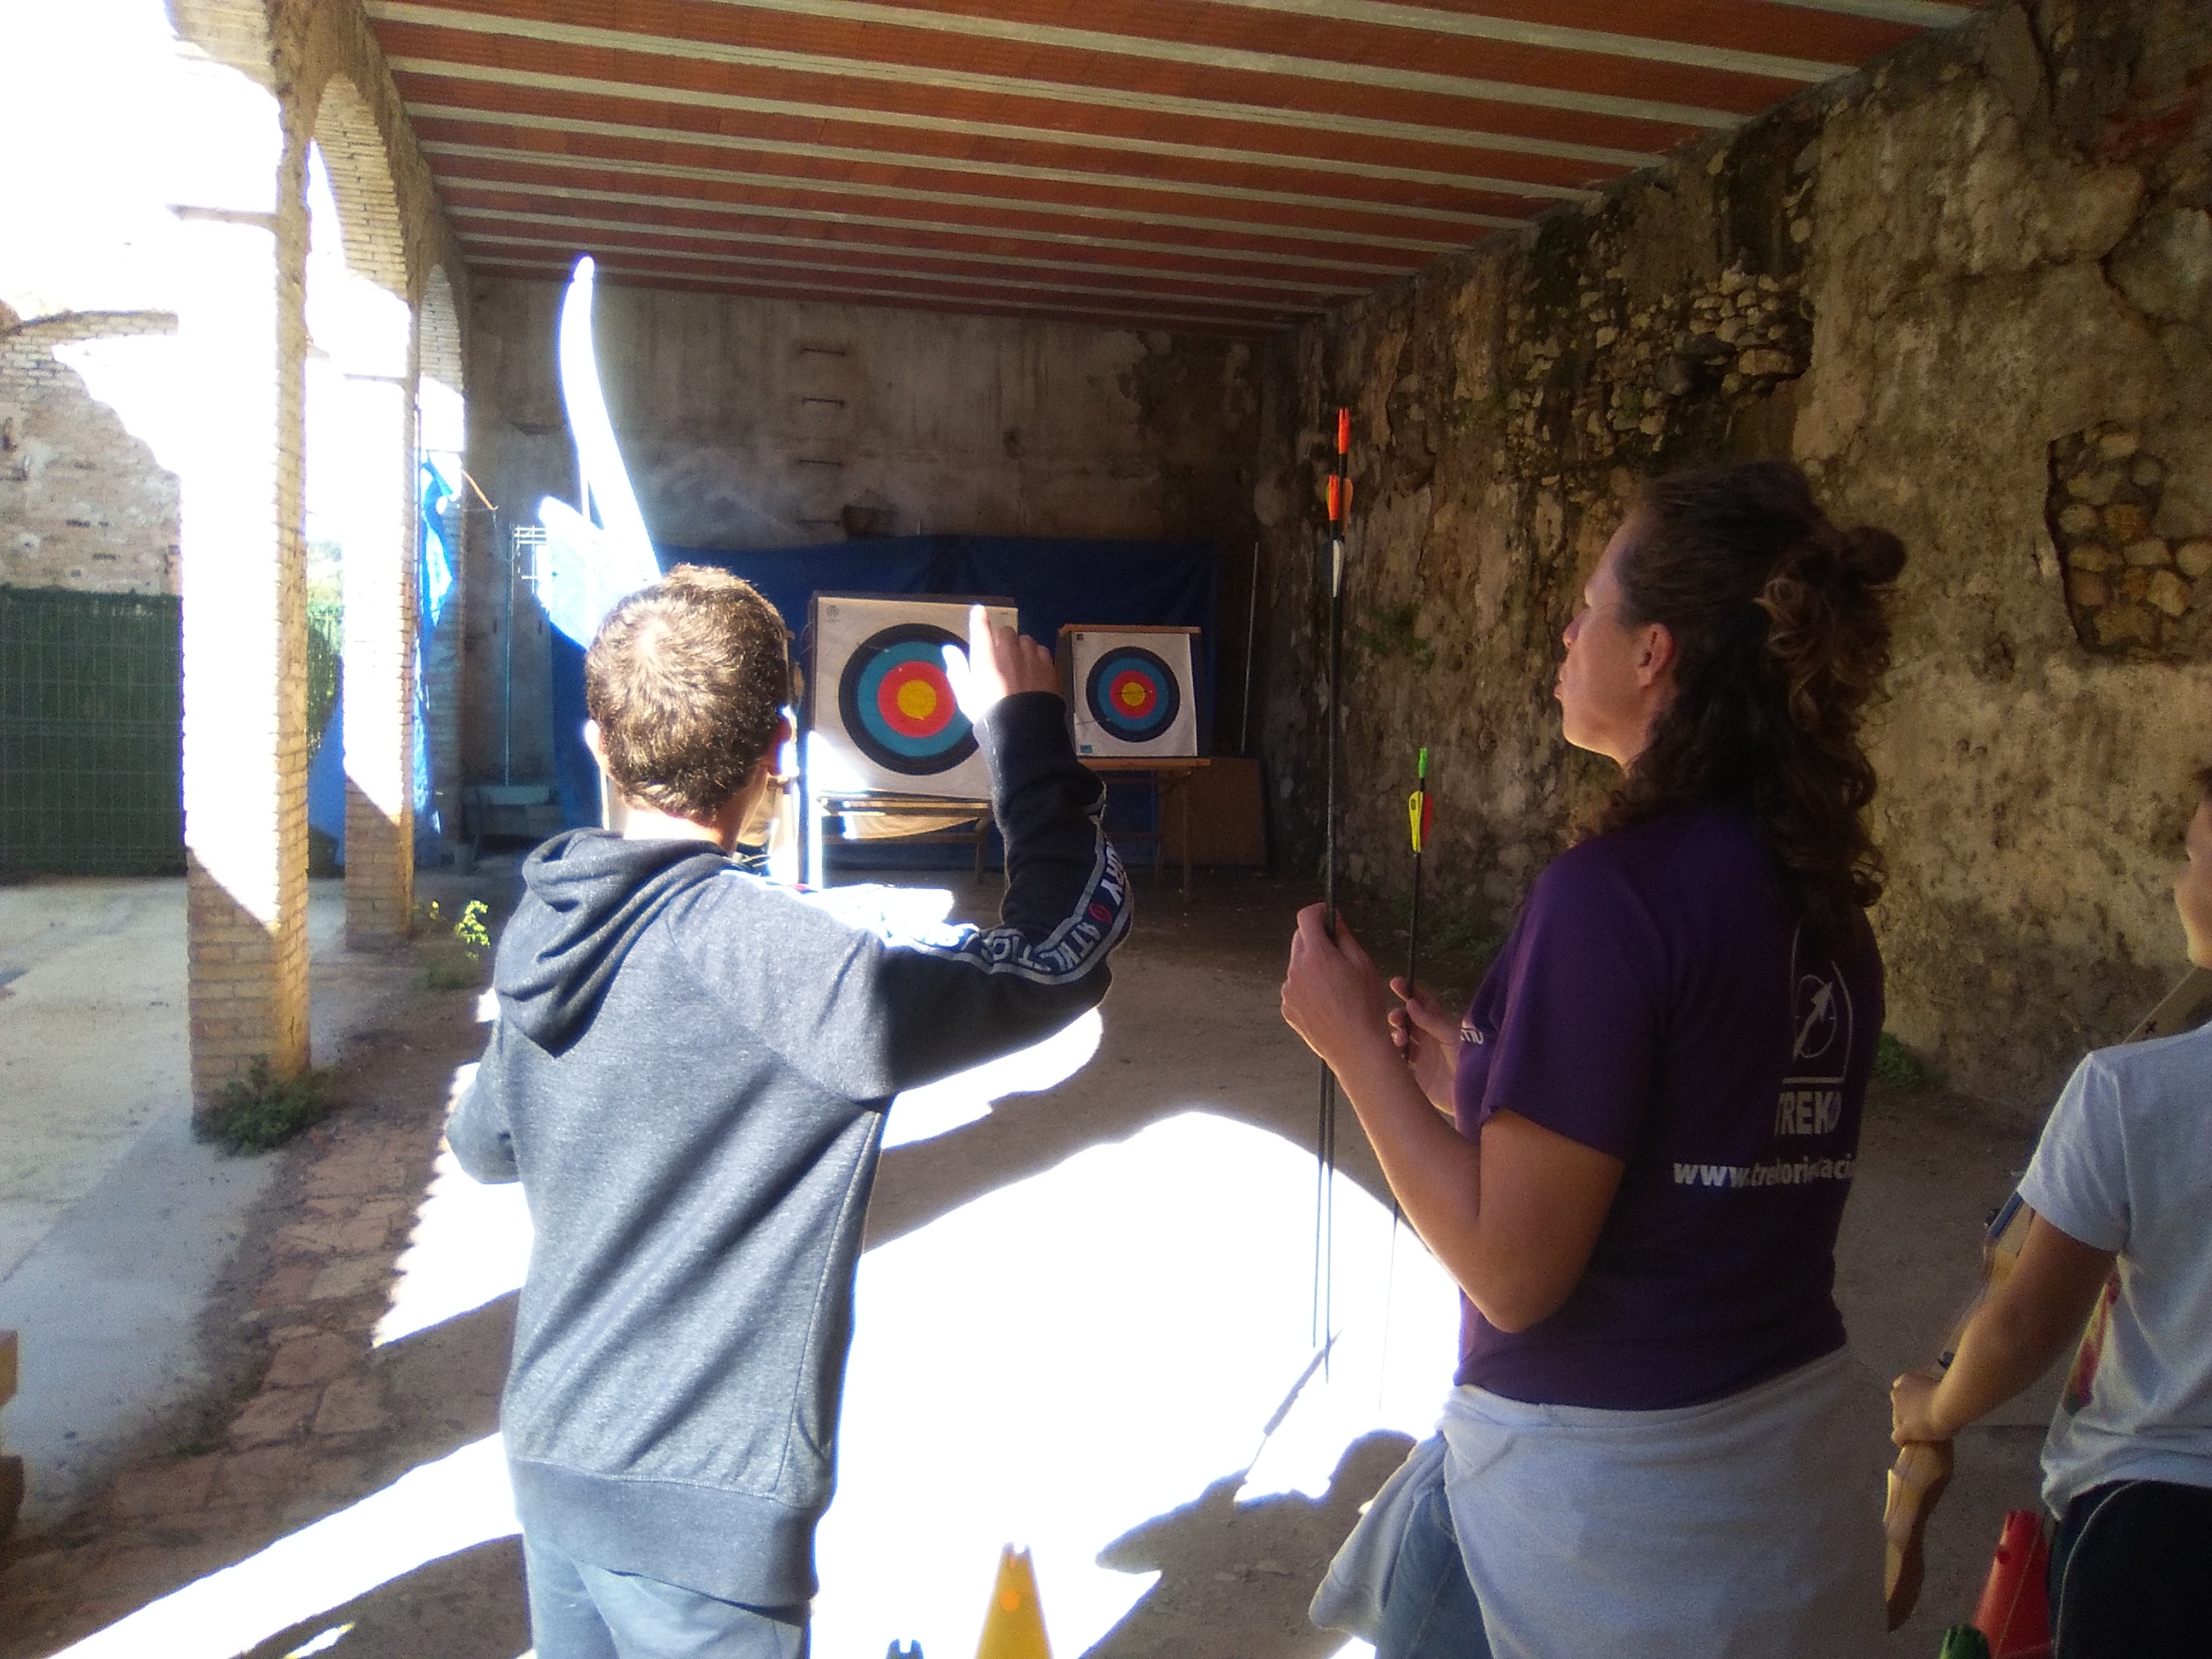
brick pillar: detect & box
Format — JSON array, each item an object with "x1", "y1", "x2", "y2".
[
  {"x1": 340, "y1": 346, "x2": 417, "y2": 944},
  {"x1": 178, "y1": 200, "x2": 312, "y2": 1109}
]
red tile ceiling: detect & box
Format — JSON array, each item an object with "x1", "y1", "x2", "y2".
[{"x1": 365, "y1": 0, "x2": 1974, "y2": 336}]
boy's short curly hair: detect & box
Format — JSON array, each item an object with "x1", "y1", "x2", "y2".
[{"x1": 584, "y1": 566, "x2": 789, "y2": 820}]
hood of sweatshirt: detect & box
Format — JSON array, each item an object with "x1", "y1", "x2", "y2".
[{"x1": 496, "y1": 830, "x2": 734, "y2": 1054}]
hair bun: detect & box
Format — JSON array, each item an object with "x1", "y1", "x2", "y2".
[{"x1": 1840, "y1": 524, "x2": 1905, "y2": 586}]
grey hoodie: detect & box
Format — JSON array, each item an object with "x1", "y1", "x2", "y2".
[{"x1": 448, "y1": 691, "x2": 1129, "y2": 1606}]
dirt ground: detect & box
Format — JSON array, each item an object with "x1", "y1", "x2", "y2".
[{"x1": 0, "y1": 861, "x2": 2065, "y2": 1658}]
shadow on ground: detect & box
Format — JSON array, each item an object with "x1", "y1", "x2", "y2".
[
  {"x1": 238, "y1": 1537, "x2": 528, "y2": 1659},
  {"x1": 1090, "y1": 1432, "x2": 1413, "y2": 1659}
]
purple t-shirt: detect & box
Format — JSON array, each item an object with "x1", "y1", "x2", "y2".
[{"x1": 1452, "y1": 804, "x2": 1881, "y2": 1410}]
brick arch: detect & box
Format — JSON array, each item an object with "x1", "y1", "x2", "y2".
[
  {"x1": 419, "y1": 265, "x2": 463, "y2": 404},
  {"x1": 308, "y1": 74, "x2": 410, "y2": 304}
]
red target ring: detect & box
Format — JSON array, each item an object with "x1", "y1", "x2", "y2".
[
  {"x1": 1107, "y1": 670, "x2": 1159, "y2": 721},
  {"x1": 876, "y1": 659, "x2": 956, "y2": 739}
]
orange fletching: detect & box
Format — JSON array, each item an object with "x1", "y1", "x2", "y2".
[
  {"x1": 1336, "y1": 407, "x2": 1351, "y2": 454},
  {"x1": 1326, "y1": 475, "x2": 1342, "y2": 522}
]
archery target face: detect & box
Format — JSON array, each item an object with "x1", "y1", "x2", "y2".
[
  {"x1": 841, "y1": 622, "x2": 972, "y2": 775},
  {"x1": 811, "y1": 596, "x2": 1015, "y2": 797},
  {"x1": 1065, "y1": 629, "x2": 1198, "y2": 759}
]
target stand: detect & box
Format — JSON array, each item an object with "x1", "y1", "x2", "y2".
[{"x1": 803, "y1": 594, "x2": 1017, "y2": 885}]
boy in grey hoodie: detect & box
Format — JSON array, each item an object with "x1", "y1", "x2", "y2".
[{"x1": 449, "y1": 568, "x2": 1129, "y2": 1658}]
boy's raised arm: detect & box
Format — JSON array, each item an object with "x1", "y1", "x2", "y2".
[{"x1": 680, "y1": 612, "x2": 1131, "y2": 1103}]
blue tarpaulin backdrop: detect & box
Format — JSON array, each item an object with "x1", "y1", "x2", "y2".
[
  {"x1": 308, "y1": 462, "x2": 459, "y2": 862},
  {"x1": 549, "y1": 534, "x2": 1219, "y2": 829}
]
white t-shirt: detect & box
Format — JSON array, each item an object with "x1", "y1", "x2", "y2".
[{"x1": 2019, "y1": 1020, "x2": 2212, "y2": 1515}]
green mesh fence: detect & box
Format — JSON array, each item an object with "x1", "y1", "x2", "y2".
[{"x1": 0, "y1": 586, "x2": 184, "y2": 875}]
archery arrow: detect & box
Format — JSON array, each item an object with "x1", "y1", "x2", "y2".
[{"x1": 1313, "y1": 405, "x2": 1351, "y2": 1356}]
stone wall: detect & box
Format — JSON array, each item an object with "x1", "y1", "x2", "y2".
[
  {"x1": 0, "y1": 308, "x2": 181, "y2": 595},
  {"x1": 1255, "y1": 0, "x2": 2212, "y2": 1109},
  {"x1": 462, "y1": 276, "x2": 1261, "y2": 785}
]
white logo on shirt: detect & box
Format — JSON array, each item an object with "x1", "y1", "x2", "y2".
[
  {"x1": 1777, "y1": 930, "x2": 1854, "y2": 1137},
  {"x1": 1793, "y1": 975, "x2": 1840, "y2": 1064}
]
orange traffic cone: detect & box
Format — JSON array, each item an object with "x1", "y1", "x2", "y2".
[
  {"x1": 975, "y1": 1544, "x2": 1052, "y2": 1659},
  {"x1": 1969, "y1": 1509, "x2": 2052, "y2": 1659}
]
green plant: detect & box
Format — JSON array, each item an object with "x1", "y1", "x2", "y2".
[
  {"x1": 417, "y1": 896, "x2": 493, "y2": 988},
  {"x1": 1873, "y1": 1031, "x2": 1937, "y2": 1092},
  {"x1": 452, "y1": 899, "x2": 491, "y2": 956},
  {"x1": 305, "y1": 591, "x2": 343, "y2": 761},
  {"x1": 196, "y1": 1058, "x2": 332, "y2": 1154}
]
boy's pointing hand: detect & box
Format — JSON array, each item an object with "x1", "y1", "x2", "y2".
[{"x1": 944, "y1": 604, "x2": 1059, "y2": 721}]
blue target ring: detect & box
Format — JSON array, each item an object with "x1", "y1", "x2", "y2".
[
  {"x1": 838, "y1": 623, "x2": 977, "y2": 776},
  {"x1": 1084, "y1": 645, "x2": 1181, "y2": 743}
]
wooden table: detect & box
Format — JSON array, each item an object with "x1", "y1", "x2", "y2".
[
  {"x1": 806, "y1": 791, "x2": 994, "y2": 886},
  {"x1": 1084, "y1": 758, "x2": 1211, "y2": 898}
]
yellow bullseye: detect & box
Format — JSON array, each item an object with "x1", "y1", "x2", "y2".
[
  {"x1": 897, "y1": 681, "x2": 939, "y2": 720},
  {"x1": 1120, "y1": 683, "x2": 1146, "y2": 708}
]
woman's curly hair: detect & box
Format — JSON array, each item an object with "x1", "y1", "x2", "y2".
[{"x1": 1599, "y1": 461, "x2": 1906, "y2": 946}]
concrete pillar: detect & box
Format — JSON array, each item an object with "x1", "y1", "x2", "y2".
[
  {"x1": 177, "y1": 194, "x2": 312, "y2": 1108},
  {"x1": 339, "y1": 338, "x2": 418, "y2": 945}
]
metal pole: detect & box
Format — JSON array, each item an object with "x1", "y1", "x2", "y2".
[
  {"x1": 502, "y1": 516, "x2": 514, "y2": 786},
  {"x1": 1239, "y1": 538, "x2": 1260, "y2": 755}
]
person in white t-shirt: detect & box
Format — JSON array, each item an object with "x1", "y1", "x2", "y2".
[{"x1": 1891, "y1": 765, "x2": 2212, "y2": 1658}]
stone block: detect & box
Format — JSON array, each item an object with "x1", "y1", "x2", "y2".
[
  {"x1": 307, "y1": 1256, "x2": 385, "y2": 1301},
  {"x1": 2102, "y1": 502, "x2": 2149, "y2": 543},
  {"x1": 311, "y1": 1373, "x2": 387, "y2": 1437},
  {"x1": 109, "y1": 1456, "x2": 221, "y2": 1518},
  {"x1": 228, "y1": 1386, "x2": 318, "y2": 1447},
  {"x1": 254, "y1": 1262, "x2": 321, "y2": 1310},
  {"x1": 2108, "y1": 208, "x2": 2212, "y2": 324},
  {"x1": 2148, "y1": 569, "x2": 2192, "y2": 617},
  {"x1": 264, "y1": 1332, "x2": 358, "y2": 1390},
  {"x1": 217, "y1": 1443, "x2": 309, "y2": 1503}
]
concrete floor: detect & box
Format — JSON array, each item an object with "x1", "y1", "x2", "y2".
[
  {"x1": 0, "y1": 876, "x2": 425, "y2": 1531},
  {"x1": 0, "y1": 863, "x2": 2073, "y2": 1656}
]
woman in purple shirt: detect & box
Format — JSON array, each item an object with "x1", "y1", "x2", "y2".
[{"x1": 1287, "y1": 461, "x2": 1904, "y2": 1659}]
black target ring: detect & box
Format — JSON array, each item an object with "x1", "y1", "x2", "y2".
[{"x1": 836, "y1": 621, "x2": 978, "y2": 777}]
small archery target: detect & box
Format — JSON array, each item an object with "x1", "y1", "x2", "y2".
[
  {"x1": 1062, "y1": 626, "x2": 1199, "y2": 759},
  {"x1": 1084, "y1": 647, "x2": 1182, "y2": 744},
  {"x1": 809, "y1": 594, "x2": 1015, "y2": 798}
]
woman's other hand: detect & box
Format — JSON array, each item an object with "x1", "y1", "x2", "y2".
[
  {"x1": 1389, "y1": 976, "x2": 1461, "y2": 1113},
  {"x1": 1890, "y1": 1366, "x2": 1951, "y2": 1445},
  {"x1": 1281, "y1": 906, "x2": 1395, "y2": 1074}
]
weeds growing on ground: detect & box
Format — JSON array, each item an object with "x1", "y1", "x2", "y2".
[
  {"x1": 417, "y1": 896, "x2": 493, "y2": 989},
  {"x1": 1873, "y1": 1031, "x2": 1938, "y2": 1092},
  {"x1": 195, "y1": 1058, "x2": 332, "y2": 1154}
]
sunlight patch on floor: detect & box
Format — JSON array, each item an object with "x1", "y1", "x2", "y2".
[
  {"x1": 882, "y1": 1007, "x2": 1103, "y2": 1147},
  {"x1": 816, "y1": 1110, "x2": 1457, "y2": 1659},
  {"x1": 62, "y1": 1046, "x2": 1452, "y2": 1657}
]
